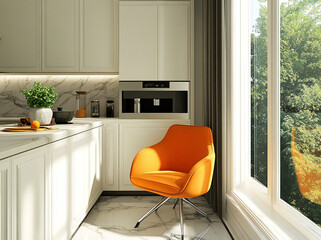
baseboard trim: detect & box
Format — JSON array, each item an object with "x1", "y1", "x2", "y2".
[
  {"x1": 101, "y1": 191, "x2": 157, "y2": 196},
  {"x1": 224, "y1": 195, "x2": 265, "y2": 240}
]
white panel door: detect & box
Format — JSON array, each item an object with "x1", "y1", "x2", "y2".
[
  {"x1": 42, "y1": 0, "x2": 79, "y2": 72},
  {"x1": 88, "y1": 127, "x2": 103, "y2": 206},
  {"x1": 119, "y1": 2, "x2": 157, "y2": 80},
  {"x1": 0, "y1": 159, "x2": 11, "y2": 240},
  {"x1": 80, "y1": 0, "x2": 118, "y2": 72},
  {"x1": 48, "y1": 139, "x2": 72, "y2": 240},
  {"x1": 71, "y1": 132, "x2": 90, "y2": 231},
  {"x1": 0, "y1": 0, "x2": 41, "y2": 72},
  {"x1": 119, "y1": 123, "x2": 171, "y2": 191},
  {"x1": 158, "y1": 2, "x2": 190, "y2": 80},
  {"x1": 103, "y1": 123, "x2": 119, "y2": 190},
  {"x1": 12, "y1": 147, "x2": 46, "y2": 240}
]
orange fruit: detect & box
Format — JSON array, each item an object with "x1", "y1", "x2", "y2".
[{"x1": 31, "y1": 120, "x2": 40, "y2": 129}]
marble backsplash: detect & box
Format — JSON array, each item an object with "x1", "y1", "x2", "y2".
[{"x1": 0, "y1": 75, "x2": 119, "y2": 118}]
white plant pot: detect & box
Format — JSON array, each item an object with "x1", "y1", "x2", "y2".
[{"x1": 29, "y1": 108, "x2": 53, "y2": 125}]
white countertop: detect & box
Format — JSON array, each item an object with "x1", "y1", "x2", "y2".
[{"x1": 0, "y1": 118, "x2": 103, "y2": 160}]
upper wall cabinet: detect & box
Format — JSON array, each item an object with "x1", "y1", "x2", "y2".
[
  {"x1": 119, "y1": 3, "x2": 158, "y2": 80},
  {"x1": 0, "y1": 0, "x2": 41, "y2": 72},
  {"x1": 157, "y1": 3, "x2": 190, "y2": 80},
  {"x1": 119, "y1": 1, "x2": 190, "y2": 81},
  {"x1": 80, "y1": 0, "x2": 118, "y2": 72},
  {"x1": 0, "y1": 0, "x2": 118, "y2": 73},
  {"x1": 43, "y1": 0, "x2": 118, "y2": 72},
  {"x1": 42, "y1": 0, "x2": 80, "y2": 72}
]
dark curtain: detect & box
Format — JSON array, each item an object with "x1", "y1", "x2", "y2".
[{"x1": 202, "y1": 0, "x2": 223, "y2": 218}]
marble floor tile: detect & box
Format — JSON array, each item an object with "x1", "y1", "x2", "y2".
[{"x1": 72, "y1": 196, "x2": 232, "y2": 240}]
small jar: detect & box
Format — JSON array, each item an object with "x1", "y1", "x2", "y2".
[
  {"x1": 91, "y1": 100, "x2": 100, "y2": 117},
  {"x1": 76, "y1": 91, "x2": 87, "y2": 118},
  {"x1": 106, "y1": 100, "x2": 114, "y2": 117}
]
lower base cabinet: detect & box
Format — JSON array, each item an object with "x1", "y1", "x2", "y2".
[
  {"x1": 1, "y1": 126, "x2": 102, "y2": 240},
  {"x1": 48, "y1": 139, "x2": 72, "y2": 240},
  {"x1": 103, "y1": 119, "x2": 190, "y2": 191},
  {"x1": 72, "y1": 129, "x2": 102, "y2": 232},
  {"x1": 0, "y1": 159, "x2": 11, "y2": 240},
  {"x1": 12, "y1": 147, "x2": 46, "y2": 240}
]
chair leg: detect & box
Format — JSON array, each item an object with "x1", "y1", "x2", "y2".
[
  {"x1": 134, "y1": 197, "x2": 170, "y2": 228},
  {"x1": 173, "y1": 198, "x2": 179, "y2": 209},
  {"x1": 183, "y1": 198, "x2": 211, "y2": 222},
  {"x1": 179, "y1": 198, "x2": 184, "y2": 240}
]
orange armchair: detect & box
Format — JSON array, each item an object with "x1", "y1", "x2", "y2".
[{"x1": 130, "y1": 125, "x2": 215, "y2": 239}]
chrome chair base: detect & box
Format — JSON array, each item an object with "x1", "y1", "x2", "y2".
[{"x1": 134, "y1": 197, "x2": 211, "y2": 239}]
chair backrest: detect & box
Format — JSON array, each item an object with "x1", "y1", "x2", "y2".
[{"x1": 158, "y1": 125, "x2": 215, "y2": 173}]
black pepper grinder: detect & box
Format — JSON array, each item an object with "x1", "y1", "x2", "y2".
[{"x1": 106, "y1": 100, "x2": 114, "y2": 117}]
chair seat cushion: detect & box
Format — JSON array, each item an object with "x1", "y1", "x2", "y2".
[{"x1": 131, "y1": 171, "x2": 188, "y2": 195}]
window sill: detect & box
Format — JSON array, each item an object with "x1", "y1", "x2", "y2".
[{"x1": 224, "y1": 190, "x2": 318, "y2": 240}]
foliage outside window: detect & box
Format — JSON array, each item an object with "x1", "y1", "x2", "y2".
[
  {"x1": 251, "y1": 0, "x2": 268, "y2": 187},
  {"x1": 251, "y1": 0, "x2": 321, "y2": 227}
]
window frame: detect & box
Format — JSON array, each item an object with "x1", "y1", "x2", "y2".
[{"x1": 222, "y1": 0, "x2": 321, "y2": 239}]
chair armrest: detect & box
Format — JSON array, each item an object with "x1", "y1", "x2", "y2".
[
  {"x1": 130, "y1": 143, "x2": 166, "y2": 177},
  {"x1": 180, "y1": 152, "x2": 215, "y2": 198}
]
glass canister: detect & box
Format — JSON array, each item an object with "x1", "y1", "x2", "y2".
[
  {"x1": 91, "y1": 100, "x2": 100, "y2": 117},
  {"x1": 106, "y1": 100, "x2": 114, "y2": 117},
  {"x1": 76, "y1": 90, "x2": 87, "y2": 118}
]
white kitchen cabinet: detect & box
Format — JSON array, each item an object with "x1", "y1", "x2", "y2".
[
  {"x1": 42, "y1": 0, "x2": 79, "y2": 72},
  {"x1": 0, "y1": 0, "x2": 41, "y2": 72},
  {"x1": 88, "y1": 127, "x2": 103, "y2": 208},
  {"x1": 47, "y1": 126, "x2": 102, "y2": 239},
  {"x1": 12, "y1": 147, "x2": 47, "y2": 240},
  {"x1": 119, "y1": 1, "x2": 190, "y2": 81},
  {"x1": 72, "y1": 128, "x2": 102, "y2": 231},
  {"x1": 103, "y1": 119, "x2": 190, "y2": 191},
  {"x1": 0, "y1": 126, "x2": 102, "y2": 240},
  {"x1": 104, "y1": 123, "x2": 119, "y2": 190},
  {"x1": 48, "y1": 139, "x2": 72, "y2": 240},
  {"x1": 80, "y1": 0, "x2": 118, "y2": 72},
  {"x1": 0, "y1": 159, "x2": 11, "y2": 240},
  {"x1": 119, "y1": 2, "x2": 158, "y2": 80},
  {"x1": 72, "y1": 132, "x2": 91, "y2": 229},
  {"x1": 158, "y1": 2, "x2": 190, "y2": 80}
]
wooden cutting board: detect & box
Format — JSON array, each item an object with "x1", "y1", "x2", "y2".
[{"x1": 2, "y1": 126, "x2": 56, "y2": 132}]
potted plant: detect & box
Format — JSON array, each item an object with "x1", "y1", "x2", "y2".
[
  {"x1": 21, "y1": 81, "x2": 58, "y2": 125},
  {"x1": 291, "y1": 126, "x2": 321, "y2": 205}
]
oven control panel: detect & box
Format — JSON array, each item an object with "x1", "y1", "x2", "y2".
[{"x1": 142, "y1": 81, "x2": 170, "y2": 88}]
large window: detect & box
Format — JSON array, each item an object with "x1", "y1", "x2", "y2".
[
  {"x1": 251, "y1": 0, "x2": 321, "y2": 225},
  {"x1": 224, "y1": 0, "x2": 321, "y2": 238}
]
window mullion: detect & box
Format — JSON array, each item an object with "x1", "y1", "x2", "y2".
[{"x1": 267, "y1": 0, "x2": 280, "y2": 204}]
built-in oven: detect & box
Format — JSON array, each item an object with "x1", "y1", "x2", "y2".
[{"x1": 119, "y1": 81, "x2": 189, "y2": 119}]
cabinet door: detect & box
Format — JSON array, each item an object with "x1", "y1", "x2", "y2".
[
  {"x1": 119, "y1": 123, "x2": 173, "y2": 191},
  {"x1": 0, "y1": 0, "x2": 41, "y2": 72},
  {"x1": 103, "y1": 123, "x2": 119, "y2": 190},
  {"x1": 0, "y1": 159, "x2": 11, "y2": 240},
  {"x1": 71, "y1": 132, "x2": 90, "y2": 231},
  {"x1": 12, "y1": 147, "x2": 46, "y2": 240},
  {"x1": 80, "y1": 0, "x2": 118, "y2": 72},
  {"x1": 48, "y1": 139, "x2": 72, "y2": 240},
  {"x1": 119, "y1": 2, "x2": 157, "y2": 80},
  {"x1": 158, "y1": 2, "x2": 190, "y2": 80},
  {"x1": 88, "y1": 127, "x2": 103, "y2": 207},
  {"x1": 42, "y1": 0, "x2": 79, "y2": 72}
]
